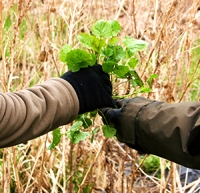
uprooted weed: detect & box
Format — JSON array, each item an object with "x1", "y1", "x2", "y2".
[{"x1": 0, "y1": 0, "x2": 200, "y2": 192}]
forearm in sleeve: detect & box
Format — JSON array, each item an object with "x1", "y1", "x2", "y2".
[
  {"x1": 123, "y1": 97, "x2": 200, "y2": 169},
  {"x1": 0, "y1": 78, "x2": 79, "y2": 148}
]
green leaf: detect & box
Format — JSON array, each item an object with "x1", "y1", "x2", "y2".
[
  {"x1": 128, "y1": 58, "x2": 138, "y2": 69},
  {"x1": 65, "y1": 49, "x2": 96, "y2": 72},
  {"x1": 147, "y1": 74, "x2": 158, "y2": 87},
  {"x1": 82, "y1": 117, "x2": 92, "y2": 129},
  {"x1": 102, "y1": 61, "x2": 116, "y2": 73},
  {"x1": 113, "y1": 65, "x2": 129, "y2": 78},
  {"x1": 90, "y1": 110, "x2": 97, "y2": 117},
  {"x1": 83, "y1": 185, "x2": 92, "y2": 193},
  {"x1": 92, "y1": 20, "x2": 112, "y2": 38},
  {"x1": 111, "y1": 45, "x2": 126, "y2": 61},
  {"x1": 70, "y1": 120, "x2": 83, "y2": 130},
  {"x1": 108, "y1": 37, "x2": 119, "y2": 44},
  {"x1": 91, "y1": 128, "x2": 99, "y2": 143},
  {"x1": 68, "y1": 131, "x2": 90, "y2": 144},
  {"x1": 47, "y1": 128, "x2": 62, "y2": 150},
  {"x1": 102, "y1": 44, "x2": 125, "y2": 62},
  {"x1": 131, "y1": 79, "x2": 138, "y2": 88},
  {"x1": 123, "y1": 36, "x2": 148, "y2": 54},
  {"x1": 60, "y1": 44, "x2": 72, "y2": 62},
  {"x1": 101, "y1": 46, "x2": 114, "y2": 57},
  {"x1": 108, "y1": 20, "x2": 121, "y2": 36},
  {"x1": 75, "y1": 113, "x2": 92, "y2": 128},
  {"x1": 19, "y1": 20, "x2": 27, "y2": 39},
  {"x1": 139, "y1": 87, "x2": 152, "y2": 93},
  {"x1": 116, "y1": 46, "x2": 126, "y2": 61},
  {"x1": 4, "y1": 16, "x2": 12, "y2": 31},
  {"x1": 98, "y1": 38, "x2": 107, "y2": 53},
  {"x1": 130, "y1": 70, "x2": 144, "y2": 87},
  {"x1": 77, "y1": 33, "x2": 99, "y2": 52},
  {"x1": 73, "y1": 131, "x2": 90, "y2": 144},
  {"x1": 90, "y1": 53, "x2": 97, "y2": 64},
  {"x1": 102, "y1": 125, "x2": 116, "y2": 138},
  {"x1": 67, "y1": 121, "x2": 90, "y2": 144}
]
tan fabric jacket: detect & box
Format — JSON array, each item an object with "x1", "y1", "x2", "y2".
[{"x1": 0, "y1": 78, "x2": 79, "y2": 148}]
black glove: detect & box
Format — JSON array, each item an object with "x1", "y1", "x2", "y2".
[
  {"x1": 61, "y1": 64, "x2": 115, "y2": 114},
  {"x1": 100, "y1": 99, "x2": 130, "y2": 139},
  {"x1": 100, "y1": 98, "x2": 146, "y2": 152}
]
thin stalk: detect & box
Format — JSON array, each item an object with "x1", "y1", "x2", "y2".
[
  {"x1": 159, "y1": 158, "x2": 166, "y2": 193},
  {"x1": 38, "y1": 135, "x2": 48, "y2": 193},
  {"x1": 12, "y1": 147, "x2": 22, "y2": 193},
  {"x1": 128, "y1": 149, "x2": 137, "y2": 193},
  {"x1": 77, "y1": 139, "x2": 106, "y2": 193},
  {"x1": 24, "y1": 144, "x2": 45, "y2": 192},
  {"x1": 3, "y1": 149, "x2": 11, "y2": 193},
  {"x1": 68, "y1": 141, "x2": 74, "y2": 193},
  {"x1": 141, "y1": 0, "x2": 177, "y2": 78},
  {"x1": 171, "y1": 162, "x2": 176, "y2": 193},
  {"x1": 132, "y1": 0, "x2": 138, "y2": 37},
  {"x1": 179, "y1": 60, "x2": 200, "y2": 102}
]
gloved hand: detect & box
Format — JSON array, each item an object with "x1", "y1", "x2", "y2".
[
  {"x1": 101, "y1": 97, "x2": 200, "y2": 169},
  {"x1": 61, "y1": 64, "x2": 115, "y2": 114},
  {"x1": 100, "y1": 98, "x2": 131, "y2": 141},
  {"x1": 100, "y1": 98, "x2": 147, "y2": 152}
]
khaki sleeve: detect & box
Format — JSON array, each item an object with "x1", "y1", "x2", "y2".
[
  {"x1": 0, "y1": 78, "x2": 79, "y2": 148},
  {"x1": 121, "y1": 97, "x2": 200, "y2": 169}
]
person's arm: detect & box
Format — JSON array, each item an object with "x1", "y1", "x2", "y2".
[
  {"x1": 0, "y1": 64, "x2": 115, "y2": 148},
  {"x1": 101, "y1": 97, "x2": 200, "y2": 169},
  {"x1": 0, "y1": 78, "x2": 79, "y2": 148}
]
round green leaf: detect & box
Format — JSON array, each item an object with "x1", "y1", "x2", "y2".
[
  {"x1": 78, "y1": 33, "x2": 99, "y2": 52},
  {"x1": 108, "y1": 20, "x2": 121, "y2": 36},
  {"x1": 108, "y1": 37, "x2": 119, "y2": 44},
  {"x1": 60, "y1": 44, "x2": 72, "y2": 62},
  {"x1": 113, "y1": 65, "x2": 129, "y2": 78},
  {"x1": 72, "y1": 131, "x2": 90, "y2": 144},
  {"x1": 128, "y1": 58, "x2": 138, "y2": 69},
  {"x1": 102, "y1": 125, "x2": 116, "y2": 138},
  {"x1": 102, "y1": 61, "x2": 116, "y2": 73},
  {"x1": 92, "y1": 20, "x2": 112, "y2": 38},
  {"x1": 67, "y1": 121, "x2": 90, "y2": 144},
  {"x1": 65, "y1": 49, "x2": 96, "y2": 72},
  {"x1": 123, "y1": 36, "x2": 148, "y2": 54}
]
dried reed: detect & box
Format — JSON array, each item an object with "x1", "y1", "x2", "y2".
[{"x1": 0, "y1": 0, "x2": 200, "y2": 192}]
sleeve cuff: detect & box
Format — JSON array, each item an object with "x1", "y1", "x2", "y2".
[{"x1": 118, "y1": 97, "x2": 155, "y2": 145}]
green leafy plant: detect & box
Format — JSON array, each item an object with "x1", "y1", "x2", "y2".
[
  {"x1": 139, "y1": 155, "x2": 161, "y2": 177},
  {"x1": 60, "y1": 20, "x2": 148, "y2": 79},
  {"x1": 138, "y1": 155, "x2": 170, "y2": 178},
  {"x1": 48, "y1": 19, "x2": 157, "y2": 149}
]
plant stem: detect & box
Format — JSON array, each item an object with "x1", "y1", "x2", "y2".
[
  {"x1": 77, "y1": 139, "x2": 106, "y2": 193},
  {"x1": 69, "y1": 141, "x2": 74, "y2": 193}
]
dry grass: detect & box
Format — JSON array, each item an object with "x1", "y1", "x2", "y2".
[{"x1": 0, "y1": 0, "x2": 200, "y2": 192}]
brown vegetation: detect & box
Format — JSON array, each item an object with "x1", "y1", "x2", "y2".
[{"x1": 0, "y1": 0, "x2": 200, "y2": 192}]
